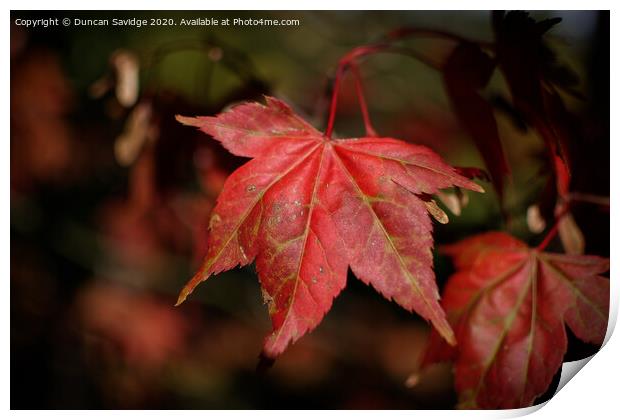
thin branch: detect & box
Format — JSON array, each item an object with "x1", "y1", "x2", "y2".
[
  {"x1": 324, "y1": 26, "x2": 492, "y2": 138},
  {"x1": 567, "y1": 192, "x2": 610, "y2": 207},
  {"x1": 323, "y1": 44, "x2": 439, "y2": 138},
  {"x1": 350, "y1": 63, "x2": 377, "y2": 137},
  {"x1": 536, "y1": 205, "x2": 570, "y2": 251},
  {"x1": 384, "y1": 27, "x2": 495, "y2": 49},
  {"x1": 324, "y1": 64, "x2": 345, "y2": 139},
  {"x1": 324, "y1": 44, "x2": 386, "y2": 138}
]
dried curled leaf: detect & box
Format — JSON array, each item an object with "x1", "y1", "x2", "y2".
[
  {"x1": 175, "y1": 96, "x2": 483, "y2": 357},
  {"x1": 111, "y1": 49, "x2": 140, "y2": 108},
  {"x1": 526, "y1": 204, "x2": 546, "y2": 234},
  {"x1": 114, "y1": 102, "x2": 157, "y2": 166},
  {"x1": 558, "y1": 212, "x2": 585, "y2": 255}
]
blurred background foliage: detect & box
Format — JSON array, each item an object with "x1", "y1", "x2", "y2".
[{"x1": 11, "y1": 10, "x2": 609, "y2": 409}]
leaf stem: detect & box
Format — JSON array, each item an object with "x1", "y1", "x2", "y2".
[
  {"x1": 325, "y1": 45, "x2": 386, "y2": 138},
  {"x1": 324, "y1": 44, "x2": 439, "y2": 138},
  {"x1": 350, "y1": 63, "x2": 377, "y2": 137},
  {"x1": 325, "y1": 64, "x2": 344, "y2": 139},
  {"x1": 536, "y1": 205, "x2": 570, "y2": 251},
  {"x1": 567, "y1": 192, "x2": 610, "y2": 207},
  {"x1": 324, "y1": 28, "x2": 492, "y2": 138},
  {"x1": 535, "y1": 189, "x2": 609, "y2": 252}
]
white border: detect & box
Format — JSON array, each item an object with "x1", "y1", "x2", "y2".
[{"x1": 5, "y1": 2, "x2": 617, "y2": 418}]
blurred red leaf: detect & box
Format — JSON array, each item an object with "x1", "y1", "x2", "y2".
[
  {"x1": 421, "y1": 232, "x2": 609, "y2": 408},
  {"x1": 493, "y1": 11, "x2": 578, "y2": 196},
  {"x1": 11, "y1": 50, "x2": 77, "y2": 188},
  {"x1": 443, "y1": 42, "x2": 509, "y2": 197},
  {"x1": 175, "y1": 96, "x2": 483, "y2": 357},
  {"x1": 389, "y1": 106, "x2": 462, "y2": 154},
  {"x1": 78, "y1": 284, "x2": 188, "y2": 368}
]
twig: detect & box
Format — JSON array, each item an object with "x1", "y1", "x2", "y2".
[
  {"x1": 384, "y1": 27, "x2": 495, "y2": 49},
  {"x1": 536, "y1": 204, "x2": 570, "y2": 251},
  {"x1": 350, "y1": 63, "x2": 377, "y2": 137}
]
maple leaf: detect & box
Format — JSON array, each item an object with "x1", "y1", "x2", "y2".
[
  {"x1": 175, "y1": 96, "x2": 483, "y2": 357},
  {"x1": 493, "y1": 11, "x2": 578, "y2": 196},
  {"x1": 421, "y1": 232, "x2": 609, "y2": 409},
  {"x1": 443, "y1": 42, "x2": 509, "y2": 198}
]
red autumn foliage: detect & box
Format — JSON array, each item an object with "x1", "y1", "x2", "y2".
[
  {"x1": 493, "y1": 11, "x2": 576, "y2": 198},
  {"x1": 175, "y1": 96, "x2": 483, "y2": 357},
  {"x1": 421, "y1": 232, "x2": 609, "y2": 408},
  {"x1": 443, "y1": 42, "x2": 509, "y2": 197},
  {"x1": 10, "y1": 9, "x2": 609, "y2": 411},
  {"x1": 78, "y1": 283, "x2": 189, "y2": 369},
  {"x1": 11, "y1": 49, "x2": 77, "y2": 189},
  {"x1": 169, "y1": 15, "x2": 608, "y2": 407},
  {"x1": 166, "y1": 12, "x2": 608, "y2": 409}
]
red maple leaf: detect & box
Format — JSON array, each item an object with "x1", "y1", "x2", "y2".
[
  {"x1": 175, "y1": 96, "x2": 483, "y2": 357},
  {"x1": 421, "y1": 232, "x2": 609, "y2": 408},
  {"x1": 443, "y1": 42, "x2": 509, "y2": 198}
]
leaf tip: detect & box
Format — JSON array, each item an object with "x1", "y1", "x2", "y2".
[
  {"x1": 445, "y1": 330, "x2": 457, "y2": 347},
  {"x1": 424, "y1": 200, "x2": 449, "y2": 224},
  {"x1": 432, "y1": 316, "x2": 457, "y2": 346},
  {"x1": 465, "y1": 181, "x2": 485, "y2": 193},
  {"x1": 175, "y1": 114, "x2": 201, "y2": 127},
  {"x1": 174, "y1": 286, "x2": 192, "y2": 306},
  {"x1": 174, "y1": 294, "x2": 187, "y2": 307},
  {"x1": 404, "y1": 372, "x2": 421, "y2": 388}
]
